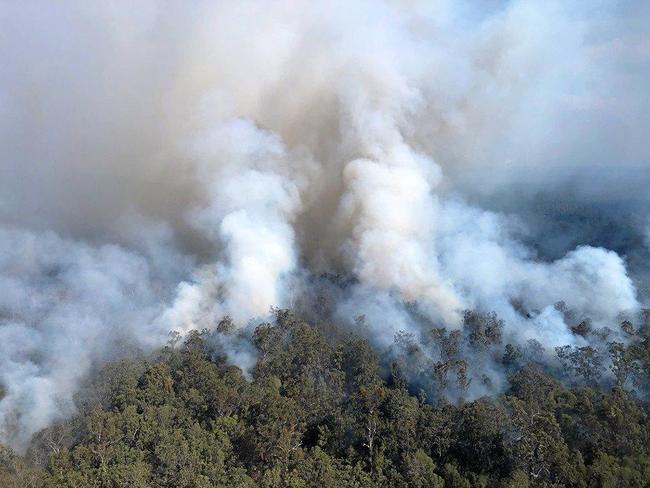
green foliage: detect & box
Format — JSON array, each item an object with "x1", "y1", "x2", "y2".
[
  {"x1": 404, "y1": 449, "x2": 444, "y2": 488},
  {"x1": 588, "y1": 453, "x2": 650, "y2": 488},
  {"x1": 2, "y1": 309, "x2": 649, "y2": 487}
]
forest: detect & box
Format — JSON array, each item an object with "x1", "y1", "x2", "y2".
[
  {"x1": 1, "y1": 1, "x2": 650, "y2": 487},
  {"x1": 0, "y1": 308, "x2": 648, "y2": 488}
]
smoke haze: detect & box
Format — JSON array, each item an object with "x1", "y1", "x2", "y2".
[{"x1": 0, "y1": 0, "x2": 649, "y2": 448}]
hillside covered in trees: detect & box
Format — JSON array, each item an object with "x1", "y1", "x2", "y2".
[{"x1": 1, "y1": 309, "x2": 649, "y2": 487}]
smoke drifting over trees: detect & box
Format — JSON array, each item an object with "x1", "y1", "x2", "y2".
[{"x1": 0, "y1": 0, "x2": 649, "y2": 451}]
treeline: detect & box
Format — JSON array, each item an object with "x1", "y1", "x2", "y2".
[{"x1": 1, "y1": 309, "x2": 649, "y2": 487}]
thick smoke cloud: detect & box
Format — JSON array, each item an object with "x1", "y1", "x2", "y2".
[{"x1": 0, "y1": 0, "x2": 648, "y2": 448}]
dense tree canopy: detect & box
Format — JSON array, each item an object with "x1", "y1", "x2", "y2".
[{"x1": 1, "y1": 309, "x2": 649, "y2": 487}]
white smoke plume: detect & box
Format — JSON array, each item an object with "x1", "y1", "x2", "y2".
[
  {"x1": 0, "y1": 0, "x2": 648, "y2": 448},
  {"x1": 163, "y1": 119, "x2": 306, "y2": 328}
]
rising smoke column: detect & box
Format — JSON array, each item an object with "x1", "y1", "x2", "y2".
[
  {"x1": 335, "y1": 69, "x2": 461, "y2": 324},
  {"x1": 162, "y1": 119, "x2": 305, "y2": 329},
  {"x1": 0, "y1": 0, "x2": 648, "y2": 449}
]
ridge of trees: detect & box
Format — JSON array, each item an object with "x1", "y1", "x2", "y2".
[{"x1": 0, "y1": 308, "x2": 649, "y2": 487}]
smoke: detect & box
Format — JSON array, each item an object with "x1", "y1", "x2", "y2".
[
  {"x1": 165, "y1": 119, "x2": 306, "y2": 326},
  {"x1": 0, "y1": 0, "x2": 648, "y2": 448}
]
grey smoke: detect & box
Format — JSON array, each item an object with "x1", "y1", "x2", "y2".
[{"x1": 0, "y1": 0, "x2": 648, "y2": 449}]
